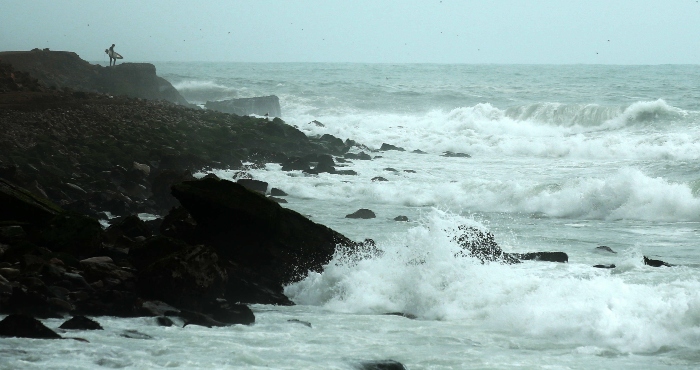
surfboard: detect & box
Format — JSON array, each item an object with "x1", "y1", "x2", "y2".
[{"x1": 106, "y1": 49, "x2": 123, "y2": 59}]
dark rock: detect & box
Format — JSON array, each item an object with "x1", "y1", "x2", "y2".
[
  {"x1": 344, "y1": 152, "x2": 372, "y2": 160},
  {"x1": 150, "y1": 170, "x2": 195, "y2": 211},
  {"x1": 225, "y1": 265, "x2": 294, "y2": 306},
  {"x1": 453, "y1": 226, "x2": 519, "y2": 264},
  {"x1": 288, "y1": 319, "x2": 312, "y2": 328},
  {"x1": 0, "y1": 178, "x2": 63, "y2": 225},
  {"x1": 237, "y1": 178, "x2": 268, "y2": 194},
  {"x1": 159, "y1": 207, "x2": 197, "y2": 243},
  {"x1": 268, "y1": 196, "x2": 288, "y2": 204},
  {"x1": 205, "y1": 95, "x2": 281, "y2": 117},
  {"x1": 379, "y1": 143, "x2": 405, "y2": 152},
  {"x1": 346, "y1": 209, "x2": 376, "y2": 219},
  {"x1": 170, "y1": 177, "x2": 354, "y2": 286},
  {"x1": 36, "y1": 213, "x2": 104, "y2": 257},
  {"x1": 412, "y1": 149, "x2": 427, "y2": 154},
  {"x1": 106, "y1": 215, "x2": 152, "y2": 240},
  {"x1": 335, "y1": 170, "x2": 358, "y2": 176},
  {"x1": 120, "y1": 329, "x2": 153, "y2": 339},
  {"x1": 309, "y1": 120, "x2": 325, "y2": 127},
  {"x1": 384, "y1": 312, "x2": 416, "y2": 319},
  {"x1": 644, "y1": 256, "x2": 673, "y2": 267},
  {"x1": 156, "y1": 316, "x2": 175, "y2": 327},
  {"x1": 59, "y1": 316, "x2": 103, "y2": 330},
  {"x1": 0, "y1": 314, "x2": 62, "y2": 339},
  {"x1": 371, "y1": 177, "x2": 388, "y2": 182},
  {"x1": 593, "y1": 264, "x2": 616, "y2": 269},
  {"x1": 137, "y1": 244, "x2": 227, "y2": 311},
  {"x1": 139, "y1": 300, "x2": 180, "y2": 317},
  {"x1": 403, "y1": 170, "x2": 416, "y2": 173},
  {"x1": 208, "y1": 303, "x2": 255, "y2": 325},
  {"x1": 515, "y1": 252, "x2": 568, "y2": 263},
  {"x1": 357, "y1": 360, "x2": 407, "y2": 370},
  {"x1": 176, "y1": 310, "x2": 227, "y2": 328},
  {"x1": 442, "y1": 151, "x2": 471, "y2": 158},
  {"x1": 270, "y1": 188, "x2": 288, "y2": 197},
  {"x1": 596, "y1": 246, "x2": 617, "y2": 254},
  {"x1": 383, "y1": 168, "x2": 398, "y2": 172},
  {"x1": 281, "y1": 157, "x2": 311, "y2": 172},
  {"x1": 393, "y1": 216, "x2": 409, "y2": 222}
]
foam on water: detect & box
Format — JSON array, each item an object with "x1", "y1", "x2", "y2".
[{"x1": 285, "y1": 210, "x2": 700, "y2": 354}]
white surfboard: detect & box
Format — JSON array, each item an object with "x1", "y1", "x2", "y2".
[{"x1": 106, "y1": 49, "x2": 123, "y2": 59}]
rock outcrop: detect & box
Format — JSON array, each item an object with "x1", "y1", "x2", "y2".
[
  {"x1": 205, "y1": 95, "x2": 281, "y2": 117},
  {"x1": 0, "y1": 50, "x2": 190, "y2": 106}
]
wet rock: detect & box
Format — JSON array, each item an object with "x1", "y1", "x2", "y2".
[
  {"x1": 371, "y1": 177, "x2": 388, "y2": 182},
  {"x1": 120, "y1": 329, "x2": 153, "y2": 339},
  {"x1": 225, "y1": 265, "x2": 294, "y2": 306},
  {"x1": 208, "y1": 303, "x2": 255, "y2": 325},
  {"x1": 309, "y1": 120, "x2": 325, "y2": 127},
  {"x1": 268, "y1": 196, "x2": 288, "y2": 203},
  {"x1": 335, "y1": 169, "x2": 358, "y2": 176},
  {"x1": 514, "y1": 252, "x2": 568, "y2": 263},
  {"x1": 403, "y1": 170, "x2": 416, "y2": 173},
  {"x1": 106, "y1": 214, "x2": 152, "y2": 240},
  {"x1": 379, "y1": 143, "x2": 405, "y2": 152},
  {"x1": 442, "y1": 151, "x2": 471, "y2": 158},
  {"x1": 270, "y1": 188, "x2": 288, "y2": 197},
  {"x1": 644, "y1": 256, "x2": 673, "y2": 267},
  {"x1": 383, "y1": 168, "x2": 398, "y2": 172},
  {"x1": 393, "y1": 216, "x2": 409, "y2": 222},
  {"x1": 281, "y1": 157, "x2": 311, "y2": 172},
  {"x1": 176, "y1": 310, "x2": 228, "y2": 328},
  {"x1": 139, "y1": 300, "x2": 181, "y2": 317},
  {"x1": 171, "y1": 177, "x2": 354, "y2": 286},
  {"x1": 0, "y1": 314, "x2": 62, "y2": 339},
  {"x1": 596, "y1": 246, "x2": 617, "y2": 254},
  {"x1": 237, "y1": 178, "x2": 268, "y2": 194},
  {"x1": 59, "y1": 315, "x2": 103, "y2": 330},
  {"x1": 357, "y1": 360, "x2": 407, "y2": 370},
  {"x1": 0, "y1": 178, "x2": 63, "y2": 225},
  {"x1": 454, "y1": 226, "x2": 519, "y2": 264},
  {"x1": 346, "y1": 209, "x2": 376, "y2": 219},
  {"x1": 36, "y1": 213, "x2": 104, "y2": 257},
  {"x1": 159, "y1": 207, "x2": 197, "y2": 243},
  {"x1": 593, "y1": 264, "x2": 616, "y2": 269},
  {"x1": 384, "y1": 312, "x2": 417, "y2": 320},
  {"x1": 412, "y1": 149, "x2": 427, "y2": 154},
  {"x1": 288, "y1": 319, "x2": 312, "y2": 328},
  {"x1": 156, "y1": 316, "x2": 175, "y2": 327},
  {"x1": 137, "y1": 244, "x2": 227, "y2": 311},
  {"x1": 150, "y1": 169, "x2": 195, "y2": 211},
  {"x1": 344, "y1": 152, "x2": 372, "y2": 160}
]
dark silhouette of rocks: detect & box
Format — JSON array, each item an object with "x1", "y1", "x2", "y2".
[
  {"x1": 0, "y1": 50, "x2": 190, "y2": 106},
  {"x1": 379, "y1": 143, "x2": 405, "y2": 151},
  {"x1": 393, "y1": 216, "x2": 409, "y2": 222},
  {"x1": 0, "y1": 314, "x2": 62, "y2": 339},
  {"x1": 346, "y1": 209, "x2": 377, "y2": 219},
  {"x1": 442, "y1": 151, "x2": 471, "y2": 158},
  {"x1": 59, "y1": 315, "x2": 103, "y2": 330},
  {"x1": 644, "y1": 256, "x2": 673, "y2": 267},
  {"x1": 596, "y1": 246, "x2": 617, "y2": 254}
]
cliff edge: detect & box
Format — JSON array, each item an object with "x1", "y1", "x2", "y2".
[{"x1": 0, "y1": 49, "x2": 190, "y2": 106}]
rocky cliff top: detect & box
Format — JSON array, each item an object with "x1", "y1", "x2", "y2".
[{"x1": 0, "y1": 50, "x2": 190, "y2": 106}]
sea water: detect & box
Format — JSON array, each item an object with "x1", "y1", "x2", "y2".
[{"x1": 3, "y1": 64, "x2": 700, "y2": 369}]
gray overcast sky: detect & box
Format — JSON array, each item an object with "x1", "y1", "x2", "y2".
[{"x1": 1, "y1": 0, "x2": 699, "y2": 64}]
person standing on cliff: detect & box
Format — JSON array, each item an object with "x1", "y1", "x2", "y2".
[{"x1": 107, "y1": 44, "x2": 117, "y2": 66}]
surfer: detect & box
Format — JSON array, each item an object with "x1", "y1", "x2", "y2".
[{"x1": 107, "y1": 44, "x2": 117, "y2": 66}]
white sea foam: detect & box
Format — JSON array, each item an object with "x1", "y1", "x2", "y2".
[
  {"x1": 171, "y1": 79, "x2": 240, "y2": 103},
  {"x1": 285, "y1": 210, "x2": 700, "y2": 353}
]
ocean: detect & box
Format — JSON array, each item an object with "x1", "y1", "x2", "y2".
[{"x1": 3, "y1": 63, "x2": 700, "y2": 369}]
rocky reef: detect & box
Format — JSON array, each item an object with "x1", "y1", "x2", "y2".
[{"x1": 205, "y1": 95, "x2": 282, "y2": 117}]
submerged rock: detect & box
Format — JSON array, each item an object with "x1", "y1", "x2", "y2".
[
  {"x1": 379, "y1": 143, "x2": 405, "y2": 152},
  {"x1": 644, "y1": 256, "x2": 673, "y2": 267},
  {"x1": 596, "y1": 246, "x2": 617, "y2": 254},
  {"x1": 205, "y1": 95, "x2": 281, "y2": 117},
  {"x1": 357, "y1": 360, "x2": 407, "y2": 370}
]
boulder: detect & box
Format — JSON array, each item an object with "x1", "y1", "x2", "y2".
[
  {"x1": 379, "y1": 143, "x2": 405, "y2": 152},
  {"x1": 0, "y1": 314, "x2": 62, "y2": 339},
  {"x1": 393, "y1": 216, "x2": 409, "y2": 222},
  {"x1": 170, "y1": 177, "x2": 355, "y2": 285},
  {"x1": 270, "y1": 188, "x2": 288, "y2": 197},
  {"x1": 514, "y1": 252, "x2": 568, "y2": 263},
  {"x1": 0, "y1": 178, "x2": 63, "y2": 225},
  {"x1": 644, "y1": 256, "x2": 673, "y2": 267},
  {"x1": 453, "y1": 226, "x2": 519, "y2": 264},
  {"x1": 595, "y1": 246, "x2": 617, "y2": 254},
  {"x1": 237, "y1": 178, "x2": 268, "y2": 194},
  {"x1": 137, "y1": 244, "x2": 227, "y2": 311},
  {"x1": 442, "y1": 151, "x2": 471, "y2": 158},
  {"x1": 205, "y1": 95, "x2": 282, "y2": 117},
  {"x1": 346, "y1": 209, "x2": 376, "y2": 219},
  {"x1": 59, "y1": 315, "x2": 103, "y2": 330}
]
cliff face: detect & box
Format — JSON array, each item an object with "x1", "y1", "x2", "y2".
[{"x1": 0, "y1": 50, "x2": 189, "y2": 106}]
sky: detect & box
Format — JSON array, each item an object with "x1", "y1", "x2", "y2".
[{"x1": 1, "y1": 0, "x2": 699, "y2": 64}]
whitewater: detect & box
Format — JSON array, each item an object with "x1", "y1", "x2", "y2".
[{"x1": 3, "y1": 63, "x2": 700, "y2": 369}]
